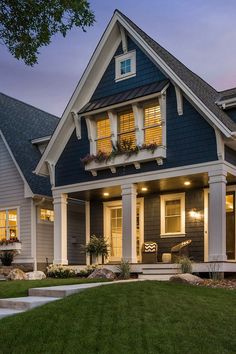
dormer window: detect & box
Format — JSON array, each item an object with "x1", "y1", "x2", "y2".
[
  {"x1": 115, "y1": 51, "x2": 136, "y2": 82},
  {"x1": 96, "y1": 117, "x2": 112, "y2": 153}
]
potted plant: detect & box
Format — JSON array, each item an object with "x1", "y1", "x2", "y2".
[{"x1": 85, "y1": 235, "x2": 109, "y2": 265}]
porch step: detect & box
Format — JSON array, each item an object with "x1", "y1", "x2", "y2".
[
  {"x1": 0, "y1": 308, "x2": 24, "y2": 319},
  {"x1": 138, "y1": 274, "x2": 173, "y2": 281},
  {"x1": 139, "y1": 264, "x2": 181, "y2": 281},
  {"x1": 0, "y1": 296, "x2": 60, "y2": 310},
  {"x1": 142, "y1": 268, "x2": 181, "y2": 275}
]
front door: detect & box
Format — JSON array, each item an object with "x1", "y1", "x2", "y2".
[
  {"x1": 226, "y1": 192, "x2": 235, "y2": 260},
  {"x1": 104, "y1": 200, "x2": 143, "y2": 263}
]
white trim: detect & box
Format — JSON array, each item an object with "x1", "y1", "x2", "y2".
[
  {"x1": 119, "y1": 24, "x2": 128, "y2": 53},
  {"x1": 160, "y1": 193, "x2": 185, "y2": 237},
  {"x1": 85, "y1": 201, "x2": 90, "y2": 265},
  {"x1": 52, "y1": 161, "x2": 235, "y2": 196},
  {"x1": 31, "y1": 200, "x2": 37, "y2": 271},
  {"x1": 203, "y1": 188, "x2": 209, "y2": 262},
  {"x1": 31, "y1": 135, "x2": 51, "y2": 145},
  {"x1": 46, "y1": 161, "x2": 55, "y2": 187},
  {"x1": 214, "y1": 128, "x2": 225, "y2": 160},
  {"x1": 103, "y1": 197, "x2": 144, "y2": 262},
  {"x1": 0, "y1": 130, "x2": 33, "y2": 198},
  {"x1": 174, "y1": 85, "x2": 183, "y2": 116},
  {"x1": 72, "y1": 112, "x2": 82, "y2": 140},
  {"x1": 115, "y1": 50, "x2": 136, "y2": 82}
]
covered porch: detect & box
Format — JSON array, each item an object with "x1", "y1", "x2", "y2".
[{"x1": 52, "y1": 161, "x2": 236, "y2": 273}]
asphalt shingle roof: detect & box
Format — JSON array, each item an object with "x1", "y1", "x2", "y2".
[
  {"x1": 116, "y1": 10, "x2": 236, "y2": 132},
  {"x1": 0, "y1": 93, "x2": 59, "y2": 196},
  {"x1": 79, "y1": 80, "x2": 169, "y2": 114},
  {"x1": 218, "y1": 87, "x2": 236, "y2": 102}
]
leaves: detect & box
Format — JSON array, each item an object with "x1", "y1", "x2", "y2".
[{"x1": 0, "y1": 0, "x2": 95, "y2": 65}]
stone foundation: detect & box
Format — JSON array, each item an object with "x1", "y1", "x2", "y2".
[{"x1": 0, "y1": 264, "x2": 34, "y2": 276}]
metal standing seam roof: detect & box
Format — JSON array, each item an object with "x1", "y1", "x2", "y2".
[
  {"x1": 115, "y1": 10, "x2": 236, "y2": 132},
  {"x1": 78, "y1": 79, "x2": 169, "y2": 114},
  {"x1": 0, "y1": 93, "x2": 59, "y2": 196}
]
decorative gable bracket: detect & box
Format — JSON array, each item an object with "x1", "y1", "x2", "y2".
[
  {"x1": 71, "y1": 111, "x2": 82, "y2": 140},
  {"x1": 46, "y1": 161, "x2": 55, "y2": 187},
  {"x1": 174, "y1": 85, "x2": 183, "y2": 116}
]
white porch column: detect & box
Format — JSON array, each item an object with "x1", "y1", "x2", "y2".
[
  {"x1": 121, "y1": 184, "x2": 137, "y2": 263},
  {"x1": 208, "y1": 169, "x2": 227, "y2": 261},
  {"x1": 53, "y1": 193, "x2": 68, "y2": 265}
]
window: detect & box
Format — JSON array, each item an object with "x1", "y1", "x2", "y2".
[
  {"x1": 143, "y1": 103, "x2": 162, "y2": 145},
  {"x1": 96, "y1": 118, "x2": 112, "y2": 153},
  {"x1": 161, "y1": 193, "x2": 185, "y2": 237},
  {"x1": 40, "y1": 208, "x2": 54, "y2": 222},
  {"x1": 115, "y1": 51, "x2": 136, "y2": 81},
  {"x1": 0, "y1": 209, "x2": 18, "y2": 240},
  {"x1": 118, "y1": 110, "x2": 136, "y2": 147}
]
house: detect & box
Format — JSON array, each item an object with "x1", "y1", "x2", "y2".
[{"x1": 4, "y1": 10, "x2": 236, "y2": 274}]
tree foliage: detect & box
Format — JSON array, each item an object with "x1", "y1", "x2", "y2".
[{"x1": 0, "y1": 0, "x2": 95, "y2": 65}]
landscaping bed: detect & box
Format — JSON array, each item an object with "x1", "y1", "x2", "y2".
[{"x1": 199, "y1": 279, "x2": 236, "y2": 290}]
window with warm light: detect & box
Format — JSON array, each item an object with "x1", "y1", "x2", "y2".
[
  {"x1": 143, "y1": 103, "x2": 162, "y2": 145},
  {"x1": 118, "y1": 110, "x2": 136, "y2": 147},
  {"x1": 40, "y1": 208, "x2": 54, "y2": 222},
  {"x1": 161, "y1": 193, "x2": 185, "y2": 236},
  {"x1": 96, "y1": 117, "x2": 112, "y2": 153},
  {"x1": 0, "y1": 209, "x2": 18, "y2": 240}
]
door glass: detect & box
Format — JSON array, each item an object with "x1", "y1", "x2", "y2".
[
  {"x1": 110, "y1": 208, "x2": 122, "y2": 259},
  {"x1": 226, "y1": 193, "x2": 235, "y2": 260}
]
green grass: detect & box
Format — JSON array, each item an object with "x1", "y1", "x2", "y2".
[
  {"x1": 0, "y1": 278, "x2": 108, "y2": 299},
  {"x1": 0, "y1": 281, "x2": 235, "y2": 354}
]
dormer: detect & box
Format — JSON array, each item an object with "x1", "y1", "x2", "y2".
[{"x1": 32, "y1": 135, "x2": 51, "y2": 154}]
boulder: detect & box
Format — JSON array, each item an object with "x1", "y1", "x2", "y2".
[
  {"x1": 169, "y1": 273, "x2": 204, "y2": 285},
  {"x1": 25, "y1": 271, "x2": 46, "y2": 280},
  {"x1": 7, "y1": 268, "x2": 27, "y2": 281},
  {"x1": 88, "y1": 268, "x2": 116, "y2": 280}
]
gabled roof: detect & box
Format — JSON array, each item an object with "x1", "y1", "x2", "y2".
[
  {"x1": 217, "y1": 87, "x2": 236, "y2": 103},
  {"x1": 116, "y1": 10, "x2": 236, "y2": 132},
  {"x1": 0, "y1": 93, "x2": 59, "y2": 196},
  {"x1": 35, "y1": 9, "x2": 236, "y2": 177}
]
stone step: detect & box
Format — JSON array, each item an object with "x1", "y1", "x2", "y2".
[
  {"x1": 142, "y1": 268, "x2": 181, "y2": 275},
  {"x1": 0, "y1": 296, "x2": 60, "y2": 310},
  {"x1": 141, "y1": 263, "x2": 180, "y2": 270},
  {"x1": 138, "y1": 274, "x2": 173, "y2": 281},
  {"x1": 0, "y1": 308, "x2": 25, "y2": 319}
]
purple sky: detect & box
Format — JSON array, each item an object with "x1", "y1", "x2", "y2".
[{"x1": 1, "y1": 0, "x2": 236, "y2": 116}]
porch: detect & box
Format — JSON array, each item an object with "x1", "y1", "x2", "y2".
[{"x1": 52, "y1": 162, "x2": 236, "y2": 273}]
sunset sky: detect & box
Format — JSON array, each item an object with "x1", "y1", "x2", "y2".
[{"x1": 0, "y1": 0, "x2": 236, "y2": 116}]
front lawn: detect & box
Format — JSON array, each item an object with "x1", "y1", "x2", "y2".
[
  {"x1": 0, "y1": 278, "x2": 108, "y2": 299},
  {"x1": 0, "y1": 281, "x2": 235, "y2": 354}
]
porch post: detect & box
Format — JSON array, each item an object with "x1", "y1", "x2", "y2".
[
  {"x1": 53, "y1": 193, "x2": 68, "y2": 265},
  {"x1": 208, "y1": 169, "x2": 227, "y2": 261},
  {"x1": 121, "y1": 184, "x2": 137, "y2": 263}
]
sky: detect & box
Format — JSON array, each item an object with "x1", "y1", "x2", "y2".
[{"x1": 1, "y1": 0, "x2": 236, "y2": 117}]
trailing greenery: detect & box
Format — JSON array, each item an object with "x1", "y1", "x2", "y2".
[
  {"x1": 177, "y1": 256, "x2": 193, "y2": 273},
  {"x1": 0, "y1": 282, "x2": 235, "y2": 353},
  {"x1": 0, "y1": 237, "x2": 21, "y2": 245},
  {"x1": 85, "y1": 235, "x2": 109, "y2": 258},
  {"x1": 0, "y1": 0, "x2": 95, "y2": 65},
  {"x1": 46, "y1": 264, "x2": 76, "y2": 278},
  {"x1": 116, "y1": 259, "x2": 131, "y2": 279},
  {"x1": 81, "y1": 139, "x2": 159, "y2": 165},
  {"x1": 0, "y1": 251, "x2": 15, "y2": 266}
]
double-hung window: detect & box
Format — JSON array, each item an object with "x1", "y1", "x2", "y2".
[
  {"x1": 96, "y1": 117, "x2": 112, "y2": 153},
  {"x1": 161, "y1": 193, "x2": 185, "y2": 237},
  {"x1": 40, "y1": 208, "x2": 54, "y2": 223},
  {"x1": 118, "y1": 110, "x2": 136, "y2": 148},
  {"x1": 143, "y1": 103, "x2": 162, "y2": 145},
  {"x1": 0, "y1": 208, "x2": 18, "y2": 240}
]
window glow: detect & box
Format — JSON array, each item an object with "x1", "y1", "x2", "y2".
[
  {"x1": 143, "y1": 104, "x2": 162, "y2": 145},
  {"x1": 118, "y1": 111, "x2": 136, "y2": 147},
  {"x1": 96, "y1": 118, "x2": 112, "y2": 153},
  {"x1": 40, "y1": 209, "x2": 54, "y2": 222},
  {"x1": 0, "y1": 209, "x2": 18, "y2": 240}
]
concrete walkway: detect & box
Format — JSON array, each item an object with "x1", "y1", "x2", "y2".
[{"x1": 0, "y1": 279, "x2": 142, "y2": 319}]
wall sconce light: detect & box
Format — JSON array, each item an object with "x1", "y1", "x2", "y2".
[{"x1": 189, "y1": 209, "x2": 201, "y2": 220}]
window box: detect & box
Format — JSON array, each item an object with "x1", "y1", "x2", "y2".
[
  {"x1": 85, "y1": 146, "x2": 166, "y2": 175},
  {"x1": 0, "y1": 242, "x2": 22, "y2": 254}
]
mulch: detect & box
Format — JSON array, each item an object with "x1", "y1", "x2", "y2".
[{"x1": 199, "y1": 279, "x2": 236, "y2": 290}]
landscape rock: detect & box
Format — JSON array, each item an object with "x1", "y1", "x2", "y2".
[
  {"x1": 169, "y1": 273, "x2": 204, "y2": 285},
  {"x1": 7, "y1": 268, "x2": 27, "y2": 281},
  {"x1": 25, "y1": 271, "x2": 46, "y2": 280},
  {"x1": 88, "y1": 268, "x2": 116, "y2": 280}
]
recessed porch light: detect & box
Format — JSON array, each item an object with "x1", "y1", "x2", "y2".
[
  {"x1": 103, "y1": 192, "x2": 109, "y2": 197},
  {"x1": 184, "y1": 181, "x2": 191, "y2": 186},
  {"x1": 141, "y1": 187, "x2": 148, "y2": 192}
]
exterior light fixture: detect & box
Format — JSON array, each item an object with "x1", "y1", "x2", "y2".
[
  {"x1": 189, "y1": 209, "x2": 201, "y2": 220},
  {"x1": 103, "y1": 192, "x2": 109, "y2": 197},
  {"x1": 184, "y1": 181, "x2": 191, "y2": 186},
  {"x1": 141, "y1": 187, "x2": 148, "y2": 192}
]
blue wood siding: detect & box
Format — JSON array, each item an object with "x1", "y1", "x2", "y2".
[
  {"x1": 92, "y1": 36, "x2": 166, "y2": 101},
  {"x1": 226, "y1": 108, "x2": 236, "y2": 123},
  {"x1": 225, "y1": 146, "x2": 236, "y2": 166},
  {"x1": 55, "y1": 84, "x2": 217, "y2": 186}
]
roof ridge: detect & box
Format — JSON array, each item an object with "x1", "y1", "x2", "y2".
[{"x1": 0, "y1": 92, "x2": 60, "y2": 120}]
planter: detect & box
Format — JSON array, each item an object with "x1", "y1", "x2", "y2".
[
  {"x1": 91, "y1": 254, "x2": 103, "y2": 265},
  {"x1": 85, "y1": 146, "x2": 166, "y2": 176},
  {"x1": 0, "y1": 242, "x2": 22, "y2": 254}
]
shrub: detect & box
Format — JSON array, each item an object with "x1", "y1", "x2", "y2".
[
  {"x1": 0, "y1": 251, "x2": 15, "y2": 266},
  {"x1": 79, "y1": 265, "x2": 97, "y2": 277},
  {"x1": 177, "y1": 256, "x2": 193, "y2": 274},
  {"x1": 47, "y1": 264, "x2": 76, "y2": 278},
  {"x1": 116, "y1": 259, "x2": 131, "y2": 279},
  {"x1": 85, "y1": 235, "x2": 109, "y2": 258}
]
